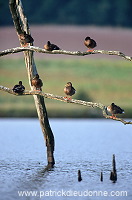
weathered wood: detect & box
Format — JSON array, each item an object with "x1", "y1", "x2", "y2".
[
  {"x1": 78, "y1": 170, "x2": 82, "y2": 182},
  {"x1": 100, "y1": 171, "x2": 103, "y2": 182},
  {"x1": 112, "y1": 154, "x2": 116, "y2": 172},
  {"x1": 9, "y1": 0, "x2": 55, "y2": 167},
  {"x1": 9, "y1": 0, "x2": 22, "y2": 34},
  {"x1": 0, "y1": 46, "x2": 132, "y2": 61},
  {"x1": 1, "y1": 85, "x2": 132, "y2": 125},
  {"x1": 110, "y1": 154, "x2": 117, "y2": 182}
]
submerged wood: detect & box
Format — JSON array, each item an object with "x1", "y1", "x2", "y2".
[
  {"x1": 110, "y1": 154, "x2": 117, "y2": 182},
  {"x1": 78, "y1": 170, "x2": 82, "y2": 182},
  {"x1": 9, "y1": 0, "x2": 55, "y2": 167},
  {"x1": 100, "y1": 171, "x2": 103, "y2": 182}
]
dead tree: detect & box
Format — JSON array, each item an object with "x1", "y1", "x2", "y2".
[
  {"x1": 0, "y1": 46, "x2": 132, "y2": 61},
  {"x1": 0, "y1": 0, "x2": 132, "y2": 168},
  {"x1": 9, "y1": 0, "x2": 55, "y2": 167},
  {"x1": 110, "y1": 154, "x2": 117, "y2": 182}
]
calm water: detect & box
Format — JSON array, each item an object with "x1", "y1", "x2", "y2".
[{"x1": 0, "y1": 118, "x2": 132, "y2": 200}]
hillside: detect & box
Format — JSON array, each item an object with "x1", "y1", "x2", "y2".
[{"x1": 0, "y1": 26, "x2": 132, "y2": 118}]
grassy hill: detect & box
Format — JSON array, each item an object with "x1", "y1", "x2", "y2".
[{"x1": 0, "y1": 58, "x2": 132, "y2": 118}]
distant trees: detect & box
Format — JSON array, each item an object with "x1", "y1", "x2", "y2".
[{"x1": 1, "y1": 0, "x2": 132, "y2": 27}]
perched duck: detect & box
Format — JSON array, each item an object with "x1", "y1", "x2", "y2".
[
  {"x1": 12, "y1": 81, "x2": 25, "y2": 94},
  {"x1": 31, "y1": 74, "x2": 43, "y2": 91},
  {"x1": 107, "y1": 103, "x2": 124, "y2": 118},
  {"x1": 64, "y1": 82, "x2": 76, "y2": 99},
  {"x1": 18, "y1": 31, "x2": 34, "y2": 46},
  {"x1": 84, "y1": 36, "x2": 97, "y2": 52},
  {"x1": 44, "y1": 41, "x2": 60, "y2": 51}
]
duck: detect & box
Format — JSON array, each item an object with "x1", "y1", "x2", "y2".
[
  {"x1": 107, "y1": 103, "x2": 124, "y2": 118},
  {"x1": 31, "y1": 74, "x2": 43, "y2": 91},
  {"x1": 44, "y1": 41, "x2": 60, "y2": 51},
  {"x1": 84, "y1": 36, "x2": 97, "y2": 52},
  {"x1": 18, "y1": 31, "x2": 34, "y2": 46},
  {"x1": 64, "y1": 82, "x2": 76, "y2": 99},
  {"x1": 12, "y1": 81, "x2": 25, "y2": 94}
]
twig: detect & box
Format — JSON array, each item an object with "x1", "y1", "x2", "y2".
[
  {"x1": 0, "y1": 46, "x2": 132, "y2": 61},
  {"x1": 0, "y1": 85, "x2": 131, "y2": 125}
]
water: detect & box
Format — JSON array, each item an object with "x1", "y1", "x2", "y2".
[{"x1": 0, "y1": 118, "x2": 132, "y2": 200}]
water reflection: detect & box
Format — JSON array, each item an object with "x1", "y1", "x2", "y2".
[{"x1": 0, "y1": 119, "x2": 132, "y2": 200}]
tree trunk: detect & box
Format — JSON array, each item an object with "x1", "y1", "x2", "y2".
[{"x1": 9, "y1": 0, "x2": 55, "y2": 167}]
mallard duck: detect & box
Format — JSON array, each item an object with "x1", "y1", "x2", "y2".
[
  {"x1": 84, "y1": 36, "x2": 97, "y2": 52},
  {"x1": 31, "y1": 74, "x2": 43, "y2": 91},
  {"x1": 12, "y1": 81, "x2": 25, "y2": 94},
  {"x1": 44, "y1": 41, "x2": 60, "y2": 51},
  {"x1": 64, "y1": 82, "x2": 76, "y2": 99},
  {"x1": 107, "y1": 103, "x2": 124, "y2": 118},
  {"x1": 18, "y1": 31, "x2": 34, "y2": 46}
]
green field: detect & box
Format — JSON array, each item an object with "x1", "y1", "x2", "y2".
[{"x1": 0, "y1": 58, "x2": 132, "y2": 118}]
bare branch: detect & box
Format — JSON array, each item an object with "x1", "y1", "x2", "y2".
[
  {"x1": 0, "y1": 85, "x2": 131, "y2": 125},
  {"x1": 0, "y1": 46, "x2": 132, "y2": 61}
]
